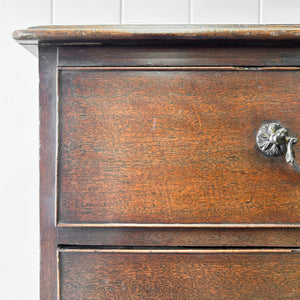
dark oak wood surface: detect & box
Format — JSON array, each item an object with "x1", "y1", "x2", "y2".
[
  {"x1": 59, "y1": 249, "x2": 300, "y2": 300},
  {"x1": 13, "y1": 26, "x2": 300, "y2": 299},
  {"x1": 59, "y1": 46, "x2": 300, "y2": 67},
  {"x1": 58, "y1": 227, "x2": 300, "y2": 247},
  {"x1": 58, "y1": 69, "x2": 300, "y2": 225},
  {"x1": 12, "y1": 25, "x2": 300, "y2": 45},
  {"x1": 39, "y1": 46, "x2": 58, "y2": 299}
]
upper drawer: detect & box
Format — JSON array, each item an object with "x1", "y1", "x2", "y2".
[{"x1": 57, "y1": 68, "x2": 300, "y2": 226}]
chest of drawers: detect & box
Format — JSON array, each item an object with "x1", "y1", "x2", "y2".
[{"x1": 14, "y1": 25, "x2": 300, "y2": 299}]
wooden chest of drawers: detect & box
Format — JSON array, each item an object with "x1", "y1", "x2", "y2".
[{"x1": 14, "y1": 25, "x2": 300, "y2": 299}]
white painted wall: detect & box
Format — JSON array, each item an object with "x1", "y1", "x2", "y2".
[{"x1": 1, "y1": 0, "x2": 300, "y2": 299}]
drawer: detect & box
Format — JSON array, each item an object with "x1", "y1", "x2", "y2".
[
  {"x1": 57, "y1": 69, "x2": 300, "y2": 226},
  {"x1": 59, "y1": 249, "x2": 300, "y2": 299}
]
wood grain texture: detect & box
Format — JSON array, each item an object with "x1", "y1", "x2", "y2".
[
  {"x1": 39, "y1": 46, "x2": 58, "y2": 299},
  {"x1": 15, "y1": 28, "x2": 300, "y2": 300},
  {"x1": 58, "y1": 69, "x2": 300, "y2": 225},
  {"x1": 58, "y1": 46, "x2": 300, "y2": 67},
  {"x1": 59, "y1": 250, "x2": 300, "y2": 299},
  {"x1": 12, "y1": 25, "x2": 300, "y2": 45},
  {"x1": 57, "y1": 227, "x2": 300, "y2": 247}
]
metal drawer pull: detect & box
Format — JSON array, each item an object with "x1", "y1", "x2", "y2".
[{"x1": 256, "y1": 121, "x2": 300, "y2": 173}]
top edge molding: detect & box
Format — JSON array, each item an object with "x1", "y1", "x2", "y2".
[{"x1": 13, "y1": 25, "x2": 300, "y2": 46}]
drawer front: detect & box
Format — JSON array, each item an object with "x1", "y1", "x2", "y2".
[
  {"x1": 59, "y1": 249, "x2": 300, "y2": 299},
  {"x1": 58, "y1": 69, "x2": 300, "y2": 226}
]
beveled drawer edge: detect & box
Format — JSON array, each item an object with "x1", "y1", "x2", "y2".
[
  {"x1": 58, "y1": 248, "x2": 298, "y2": 254},
  {"x1": 57, "y1": 223, "x2": 300, "y2": 228},
  {"x1": 56, "y1": 248, "x2": 60, "y2": 300},
  {"x1": 58, "y1": 66, "x2": 300, "y2": 71}
]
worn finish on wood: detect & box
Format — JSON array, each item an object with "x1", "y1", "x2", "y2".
[
  {"x1": 14, "y1": 26, "x2": 300, "y2": 299},
  {"x1": 57, "y1": 227, "x2": 300, "y2": 247},
  {"x1": 58, "y1": 69, "x2": 300, "y2": 225},
  {"x1": 12, "y1": 25, "x2": 300, "y2": 46},
  {"x1": 59, "y1": 250, "x2": 300, "y2": 299},
  {"x1": 39, "y1": 46, "x2": 58, "y2": 299},
  {"x1": 59, "y1": 46, "x2": 300, "y2": 67}
]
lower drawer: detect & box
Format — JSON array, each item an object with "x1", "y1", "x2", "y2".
[{"x1": 59, "y1": 249, "x2": 300, "y2": 299}]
